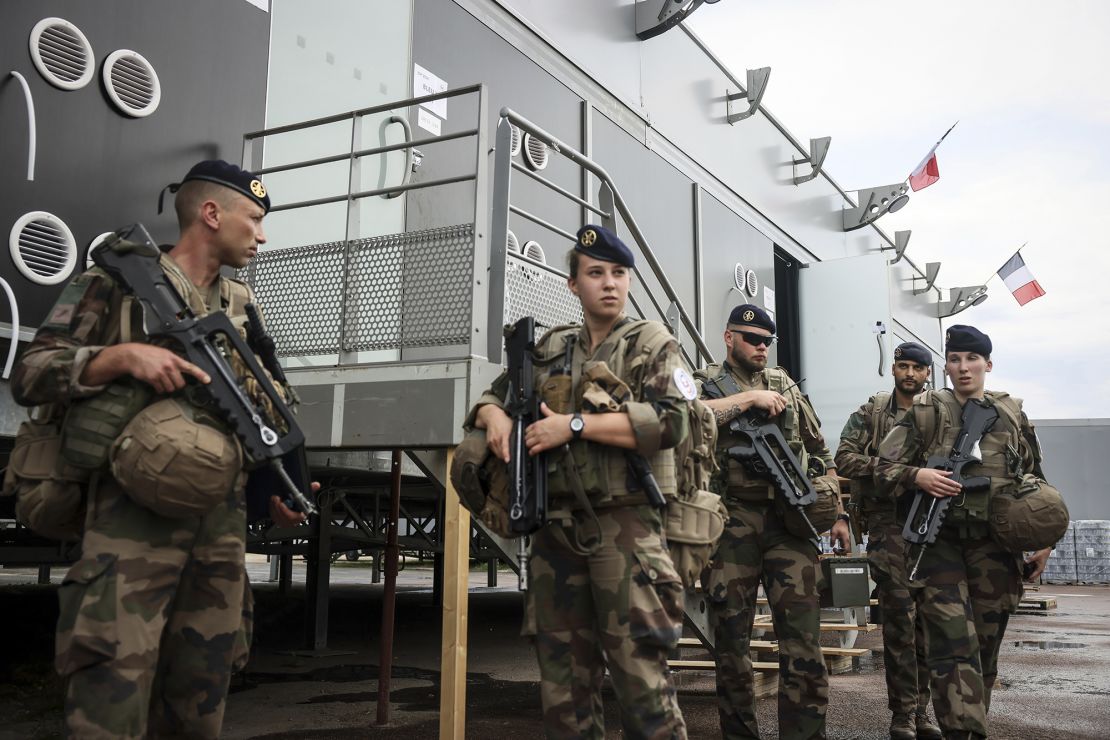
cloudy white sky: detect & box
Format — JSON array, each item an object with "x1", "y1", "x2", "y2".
[{"x1": 689, "y1": 0, "x2": 1109, "y2": 420}]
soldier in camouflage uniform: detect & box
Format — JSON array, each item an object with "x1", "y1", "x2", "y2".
[
  {"x1": 469, "y1": 225, "x2": 693, "y2": 739},
  {"x1": 835, "y1": 341, "x2": 943, "y2": 740},
  {"x1": 876, "y1": 326, "x2": 1052, "y2": 740},
  {"x1": 11, "y1": 160, "x2": 305, "y2": 739},
  {"x1": 696, "y1": 304, "x2": 847, "y2": 740}
]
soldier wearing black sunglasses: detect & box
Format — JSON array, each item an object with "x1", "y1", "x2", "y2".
[{"x1": 695, "y1": 303, "x2": 847, "y2": 740}]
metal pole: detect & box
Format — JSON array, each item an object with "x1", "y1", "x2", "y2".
[{"x1": 376, "y1": 449, "x2": 403, "y2": 726}]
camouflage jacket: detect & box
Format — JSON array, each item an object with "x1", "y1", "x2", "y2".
[
  {"x1": 695, "y1": 361, "x2": 833, "y2": 497},
  {"x1": 835, "y1": 392, "x2": 902, "y2": 511},
  {"x1": 12, "y1": 254, "x2": 263, "y2": 409},
  {"x1": 874, "y1": 388, "x2": 1042, "y2": 496},
  {"x1": 468, "y1": 317, "x2": 690, "y2": 506}
]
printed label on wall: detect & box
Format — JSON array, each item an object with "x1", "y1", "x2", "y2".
[
  {"x1": 418, "y1": 108, "x2": 442, "y2": 136},
  {"x1": 413, "y1": 64, "x2": 448, "y2": 118},
  {"x1": 763, "y1": 285, "x2": 776, "y2": 312}
]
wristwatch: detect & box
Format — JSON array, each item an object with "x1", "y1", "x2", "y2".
[{"x1": 569, "y1": 412, "x2": 585, "y2": 440}]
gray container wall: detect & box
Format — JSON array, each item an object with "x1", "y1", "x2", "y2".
[
  {"x1": 0, "y1": 0, "x2": 270, "y2": 330},
  {"x1": 1035, "y1": 420, "x2": 1110, "y2": 520}
]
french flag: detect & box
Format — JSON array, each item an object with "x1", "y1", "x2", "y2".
[{"x1": 997, "y1": 251, "x2": 1046, "y2": 306}]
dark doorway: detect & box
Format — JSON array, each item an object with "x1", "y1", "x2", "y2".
[{"x1": 773, "y1": 246, "x2": 801, "y2": 380}]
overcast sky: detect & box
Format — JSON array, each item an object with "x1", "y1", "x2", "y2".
[{"x1": 689, "y1": 0, "x2": 1108, "y2": 420}]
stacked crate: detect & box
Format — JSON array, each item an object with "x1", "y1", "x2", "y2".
[
  {"x1": 1074, "y1": 520, "x2": 1110, "y2": 584},
  {"x1": 1041, "y1": 520, "x2": 1077, "y2": 584}
]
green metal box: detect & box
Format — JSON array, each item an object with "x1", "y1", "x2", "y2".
[{"x1": 820, "y1": 556, "x2": 871, "y2": 608}]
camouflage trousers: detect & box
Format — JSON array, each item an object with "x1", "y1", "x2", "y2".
[
  {"x1": 56, "y1": 478, "x2": 252, "y2": 739},
  {"x1": 866, "y1": 519, "x2": 931, "y2": 715},
  {"x1": 523, "y1": 504, "x2": 687, "y2": 740},
  {"x1": 912, "y1": 531, "x2": 1022, "y2": 737},
  {"x1": 703, "y1": 498, "x2": 828, "y2": 740}
]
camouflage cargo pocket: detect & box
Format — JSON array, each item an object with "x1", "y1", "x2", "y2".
[
  {"x1": 629, "y1": 548, "x2": 684, "y2": 651},
  {"x1": 55, "y1": 554, "x2": 119, "y2": 677}
]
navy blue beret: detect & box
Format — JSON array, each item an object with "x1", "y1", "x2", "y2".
[
  {"x1": 945, "y1": 325, "x2": 992, "y2": 356},
  {"x1": 727, "y1": 303, "x2": 775, "y2": 334},
  {"x1": 893, "y1": 341, "x2": 932, "y2": 366},
  {"x1": 574, "y1": 224, "x2": 635, "y2": 268},
  {"x1": 159, "y1": 159, "x2": 270, "y2": 214}
]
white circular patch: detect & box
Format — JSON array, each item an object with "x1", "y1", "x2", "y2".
[{"x1": 673, "y1": 368, "x2": 698, "y2": 401}]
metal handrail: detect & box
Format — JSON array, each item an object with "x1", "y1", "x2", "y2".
[{"x1": 490, "y1": 108, "x2": 715, "y2": 365}]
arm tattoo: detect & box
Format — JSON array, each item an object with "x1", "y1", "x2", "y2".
[{"x1": 714, "y1": 403, "x2": 743, "y2": 426}]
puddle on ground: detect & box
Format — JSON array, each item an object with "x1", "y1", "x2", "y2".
[{"x1": 1013, "y1": 640, "x2": 1087, "y2": 650}]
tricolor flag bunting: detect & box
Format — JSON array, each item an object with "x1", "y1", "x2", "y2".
[
  {"x1": 997, "y1": 251, "x2": 1046, "y2": 306},
  {"x1": 908, "y1": 121, "x2": 958, "y2": 192}
]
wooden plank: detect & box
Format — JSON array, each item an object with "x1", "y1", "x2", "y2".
[
  {"x1": 822, "y1": 646, "x2": 869, "y2": 657},
  {"x1": 820, "y1": 622, "x2": 879, "y2": 632},
  {"x1": 670, "y1": 659, "x2": 779, "y2": 671},
  {"x1": 757, "y1": 597, "x2": 878, "y2": 606},
  {"x1": 1018, "y1": 597, "x2": 1057, "y2": 610},
  {"x1": 439, "y1": 448, "x2": 469, "y2": 740}
]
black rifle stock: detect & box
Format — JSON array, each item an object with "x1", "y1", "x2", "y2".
[
  {"x1": 727, "y1": 411, "x2": 821, "y2": 539},
  {"x1": 901, "y1": 398, "x2": 998, "y2": 580},
  {"x1": 92, "y1": 223, "x2": 316, "y2": 515}
]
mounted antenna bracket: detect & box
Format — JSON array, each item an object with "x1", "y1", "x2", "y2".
[
  {"x1": 912, "y1": 262, "x2": 941, "y2": 295},
  {"x1": 792, "y1": 136, "x2": 831, "y2": 184},
  {"x1": 636, "y1": 0, "x2": 713, "y2": 41},
  {"x1": 843, "y1": 182, "x2": 909, "y2": 231},
  {"x1": 726, "y1": 67, "x2": 771, "y2": 124},
  {"x1": 937, "y1": 285, "x2": 988, "y2": 317}
]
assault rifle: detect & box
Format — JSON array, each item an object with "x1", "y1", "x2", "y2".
[
  {"x1": 902, "y1": 397, "x2": 998, "y2": 579},
  {"x1": 92, "y1": 223, "x2": 316, "y2": 515},
  {"x1": 727, "y1": 410, "x2": 821, "y2": 540},
  {"x1": 504, "y1": 317, "x2": 547, "y2": 590}
]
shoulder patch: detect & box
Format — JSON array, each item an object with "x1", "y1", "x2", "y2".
[{"x1": 673, "y1": 367, "x2": 698, "y2": 400}]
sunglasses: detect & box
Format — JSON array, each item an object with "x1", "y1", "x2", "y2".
[{"x1": 731, "y1": 329, "x2": 776, "y2": 347}]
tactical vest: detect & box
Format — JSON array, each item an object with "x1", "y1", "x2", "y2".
[
  {"x1": 855, "y1": 391, "x2": 897, "y2": 508},
  {"x1": 705, "y1": 363, "x2": 809, "y2": 502},
  {"x1": 536, "y1": 319, "x2": 679, "y2": 509},
  {"x1": 63, "y1": 256, "x2": 257, "y2": 469},
  {"x1": 914, "y1": 388, "x2": 1025, "y2": 537}
]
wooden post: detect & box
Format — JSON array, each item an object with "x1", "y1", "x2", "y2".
[{"x1": 439, "y1": 447, "x2": 469, "y2": 739}]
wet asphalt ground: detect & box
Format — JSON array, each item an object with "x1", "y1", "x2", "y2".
[{"x1": 2, "y1": 559, "x2": 1108, "y2": 739}]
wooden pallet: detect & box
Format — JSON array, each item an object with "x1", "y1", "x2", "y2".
[{"x1": 1018, "y1": 596, "x2": 1057, "y2": 611}]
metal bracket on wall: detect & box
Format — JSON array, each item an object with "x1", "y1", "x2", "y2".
[
  {"x1": 912, "y1": 262, "x2": 941, "y2": 295},
  {"x1": 726, "y1": 67, "x2": 771, "y2": 124},
  {"x1": 792, "y1": 137, "x2": 830, "y2": 185},
  {"x1": 937, "y1": 285, "x2": 988, "y2": 317}
]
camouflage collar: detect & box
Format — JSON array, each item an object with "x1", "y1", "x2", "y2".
[{"x1": 722, "y1": 359, "x2": 765, "y2": 389}]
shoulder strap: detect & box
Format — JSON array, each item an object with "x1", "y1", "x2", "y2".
[
  {"x1": 222, "y1": 277, "x2": 254, "y2": 318},
  {"x1": 868, "y1": 391, "x2": 892, "y2": 456},
  {"x1": 985, "y1": 391, "x2": 1023, "y2": 438}
]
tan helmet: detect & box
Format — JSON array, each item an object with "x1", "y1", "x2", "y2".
[
  {"x1": 448, "y1": 428, "x2": 513, "y2": 538},
  {"x1": 783, "y1": 474, "x2": 840, "y2": 539},
  {"x1": 990, "y1": 475, "x2": 1070, "y2": 552},
  {"x1": 110, "y1": 397, "x2": 243, "y2": 518}
]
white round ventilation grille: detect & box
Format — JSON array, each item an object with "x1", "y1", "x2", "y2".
[
  {"x1": 509, "y1": 125, "x2": 522, "y2": 158},
  {"x1": 29, "y1": 17, "x2": 95, "y2": 90},
  {"x1": 522, "y1": 240, "x2": 546, "y2": 264},
  {"x1": 102, "y1": 49, "x2": 161, "y2": 118},
  {"x1": 733, "y1": 262, "x2": 746, "y2": 291},
  {"x1": 506, "y1": 229, "x2": 520, "y2": 254},
  {"x1": 745, "y1": 269, "x2": 759, "y2": 297},
  {"x1": 522, "y1": 133, "x2": 548, "y2": 171},
  {"x1": 9, "y1": 211, "x2": 78, "y2": 285},
  {"x1": 87, "y1": 231, "x2": 114, "y2": 269}
]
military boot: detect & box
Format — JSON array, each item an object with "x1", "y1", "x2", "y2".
[
  {"x1": 890, "y1": 712, "x2": 916, "y2": 740},
  {"x1": 915, "y1": 711, "x2": 943, "y2": 740}
]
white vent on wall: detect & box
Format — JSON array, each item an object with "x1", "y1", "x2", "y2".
[
  {"x1": 733, "y1": 262, "x2": 746, "y2": 291},
  {"x1": 522, "y1": 240, "x2": 546, "y2": 264},
  {"x1": 509, "y1": 125, "x2": 522, "y2": 158},
  {"x1": 29, "y1": 17, "x2": 95, "y2": 90},
  {"x1": 9, "y1": 211, "x2": 77, "y2": 285},
  {"x1": 102, "y1": 49, "x2": 161, "y2": 118},
  {"x1": 745, "y1": 269, "x2": 759, "y2": 297},
  {"x1": 506, "y1": 229, "x2": 520, "y2": 254},
  {"x1": 522, "y1": 133, "x2": 548, "y2": 171},
  {"x1": 87, "y1": 231, "x2": 113, "y2": 269}
]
